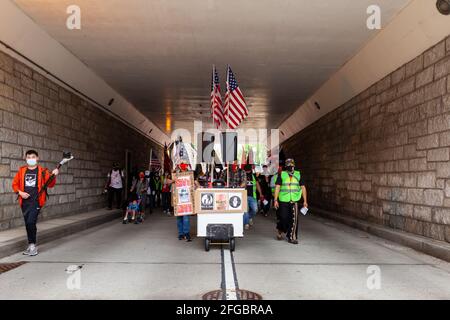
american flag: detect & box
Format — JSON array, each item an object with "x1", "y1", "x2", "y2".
[
  {"x1": 224, "y1": 65, "x2": 248, "y2": 129},
  {"x1": 149, "y1": 149, "x2": 162, "y2": 171},
  {"x1": 210, "y1": 65, "x2": 224, "y2": 129}
]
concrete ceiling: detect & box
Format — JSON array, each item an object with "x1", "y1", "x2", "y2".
[{"x1": 13, "y1": 0, "x2": 411, "y2": 134}]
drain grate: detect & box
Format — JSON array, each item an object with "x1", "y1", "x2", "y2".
[
  {"x1": 237, "y1": 289, "x2": 263, "y2": 300},
  {"x1": 202, "y1": 290, "x2": 223, "y2": 300},
  {"x1": 202, "y1": 289, "x2": 262, "y2": 300},
  {"x1": 0, "y1": 262, "x2": 27, "y2": 274}
]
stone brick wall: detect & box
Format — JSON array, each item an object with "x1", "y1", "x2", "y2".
[
  {"x1": 282, "y1": 36, "x2": 450, "y2": 243},
  {"x1": 0, "y1": 50, "x2": 162, "y2": 230}
]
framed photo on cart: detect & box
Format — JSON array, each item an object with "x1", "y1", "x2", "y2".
[{"x1": 172, "y1": 171, "x2": 196, "y2": 216}]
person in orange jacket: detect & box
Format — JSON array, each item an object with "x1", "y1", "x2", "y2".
[{"x1": 12, "y1": 150, "x2": 59, "y2": 256}]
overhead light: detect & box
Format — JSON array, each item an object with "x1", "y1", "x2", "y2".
[
  {"x1": 314, "y1": 102, "x2": 321, "y2": 110},
  {"x1": 108, "y1": 98, "x2": 115, "y2": 106},
  {"x1": 148, "y1": 129, "x2": 153, "y2": 134},
  {"x1": 436, "y1": 0, "x2": 450, "y2": 15}
]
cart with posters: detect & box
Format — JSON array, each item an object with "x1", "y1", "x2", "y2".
[{"x1": 194, "y1": 188, "x2": 247, "y2": 251}]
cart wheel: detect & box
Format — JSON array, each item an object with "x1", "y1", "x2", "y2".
[
  {"x1": 205, "y1": 238, "x2": 210, "y2": 252},
  {"x1": 230, "y1": 238, "x2": 236, "y2": 252}
]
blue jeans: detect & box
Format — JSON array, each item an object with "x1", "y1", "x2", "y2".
[
  {"x1": 244, "y1": 196, "x2": 258, "y2": 225},
  {"x1": 177, "y1": 215, "x2": 191, "y2": 236}
]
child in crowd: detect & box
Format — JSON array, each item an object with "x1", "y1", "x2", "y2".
[{"x1": 123, "y1": 193, "x2": 141, "y2": 224}]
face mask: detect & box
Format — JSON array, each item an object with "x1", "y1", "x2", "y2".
[
  {"x1": 26, "y1": 159, "x2": 37, "y2": 167},
  {"x1": 286, "y1": 166, "x2": 294, "y2": 174}
]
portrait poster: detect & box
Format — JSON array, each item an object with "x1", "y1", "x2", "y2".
[{"x1": 215, "y1": 193, "x2": 228, "y2": 211}]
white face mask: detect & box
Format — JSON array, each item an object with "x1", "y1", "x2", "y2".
[{"x1": 26, "y1": 159, "x2": 37, "y2": 167}]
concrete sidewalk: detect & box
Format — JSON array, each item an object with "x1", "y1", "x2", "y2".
[
  {"x1": 312, "y1": 207, "x2": 450, "y2": 263},
  {"x1": 0, "y1": 208, "x2": 122, "y2": 259}
]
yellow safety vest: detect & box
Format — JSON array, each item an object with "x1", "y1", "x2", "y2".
[{"x1": 279, "y1": 171, "x2": 302, "y2": 203}]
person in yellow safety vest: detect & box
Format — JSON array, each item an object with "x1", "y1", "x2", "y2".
[{"x1": 274, "y1": 159, "x2": 308, "y2": 245}]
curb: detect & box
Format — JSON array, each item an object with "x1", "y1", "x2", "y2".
[
  {"x1": 0, "y1": 209, "x2": 122, "y2": 259},
  {"x1": 311, "y1": 207, "x2": 450, "y2": 263}
]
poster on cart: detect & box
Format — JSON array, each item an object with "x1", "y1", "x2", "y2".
[
  {"x1": 195, "y1": 188, "x2": 247, "y2": 214},
  {"x1": 228, "y1": 193, "x2": 243, "y2": 210},
  {"x1": 172, "y1": 171, "x2": 195, "y2": 216}
]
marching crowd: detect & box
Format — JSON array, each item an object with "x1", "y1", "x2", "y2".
[
  {"x1": 12, "y1": 149, "x2": 307, "y2": 257},
  {"x1": 106, "y1": 158, "x2": 308, "y2": 245}
]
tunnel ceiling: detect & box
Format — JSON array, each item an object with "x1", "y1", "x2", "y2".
[{"x1": 13, "y1": 0, "x2": 411, "y2": 134}]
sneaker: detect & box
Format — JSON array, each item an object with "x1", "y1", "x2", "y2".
[
  {"x1": 22, "y1": 246, "x2": 31, "y2": 255},
  {"x1": 122, "y1": 219, "x2": 128, "y2": 224},
  {"x1": 28, "y1": 245, "x2": 38, "y2": 256},
  {"x1": 249, "y1": 219, "x2": 254, "y2": 226},
  {"x1": 166, "y1": 211, "x2": 171, "y2": 217},
  {"x1": 244, "y1": 224, "x2": 250, "y2": 230},
  {"x1": 178, "y1": 235, "x2": 184, "y2": 240},
  {"x1": 163, "y1": 210, "x2": 167, "y2": 214},
  {"x1": 288, "y1": 239, "x2": 299, "y2": 245},
  {"x1": 185, "y1": 234, "x2": 192, "y2": 242}
]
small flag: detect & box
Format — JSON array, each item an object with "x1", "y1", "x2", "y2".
[
  {"x1": 224, "y1": 65, "x2": 248, "y2": 129},
  {"x1": 149, "y1": 149, "x2": 162, "y2": 172},
  {"x1": 210, "y1": 65, "x2": 224, "y2": 129}
]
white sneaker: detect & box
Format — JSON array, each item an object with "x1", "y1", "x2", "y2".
[
  {"x1": 28, "y1": 244, "x2": 38, "y2": 256},
  {"x1": 244, "y1": 224, "x2": 250, "y2": 230},
  {"x1": 22, "y1": 245, "x2": 31, "y2": 255},
  {"x1": 249, "y1": 219, "x2": 254, "y2": 226}
]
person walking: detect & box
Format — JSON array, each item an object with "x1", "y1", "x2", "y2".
[
  {"x1": 144, "y1": 170, "x2": 153, "y2": 214},
  {"x1": 161, "y1": 171, "x2": 173, "y2": 216},
  {"x1": 154, "y1": 172, "x2": 162, "y2": 208},
  {"x1": 243, "y1": 164, "x2": 263, "y2": 230},
  {"x1": 258, "y1": 165, "x2": 272, "y2": 217},
  {"x1": 105, "y1": 162, "x2": 124, "y2": 210},
  {"x1": 12, "y1": 150, "x2": 59, "y2": 256},
  {"x1": 174, "y1": 162, "x2": 192, "y2": 241},
  {"x1": 273, "y1": 159, "x2": 308, "y2": 245}
]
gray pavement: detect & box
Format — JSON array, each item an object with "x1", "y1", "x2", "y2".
[{"x1": 0, "y1": 210, "x2": 449, "y2": 300}]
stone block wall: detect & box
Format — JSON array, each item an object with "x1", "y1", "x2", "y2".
[
  {"x1": 0, "y1": 50, "x2": 161, "y2": 230},
  {"x1": 282, "y1": 36, "x2": 450, "y2": 243}
]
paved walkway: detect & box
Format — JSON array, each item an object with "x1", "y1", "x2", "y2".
[{"x1": 0, "y1": 209, "x2": 449, "y2": 299}]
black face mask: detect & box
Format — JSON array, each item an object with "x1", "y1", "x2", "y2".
[{"x1": 286, "y1": 166, "x2": 294, "y2": 174}]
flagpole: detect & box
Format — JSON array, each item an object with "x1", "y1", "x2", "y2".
[
  {"x1": 226, "y1": 64, "x2": 229, "y2": 187},
  {"x1": 149, "y1": 148, "x2": 153, "y2": 171},
  {"x1": 212, "y1": 64, "x2": 215, "y2": 130},
  {"x1": 226, "y1": 64, "x2": 230, "y2": 129}
]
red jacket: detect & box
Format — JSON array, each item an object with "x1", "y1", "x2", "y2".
[{"x1": 12, "y1": 165, "x2": 56, "y2": 208}]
